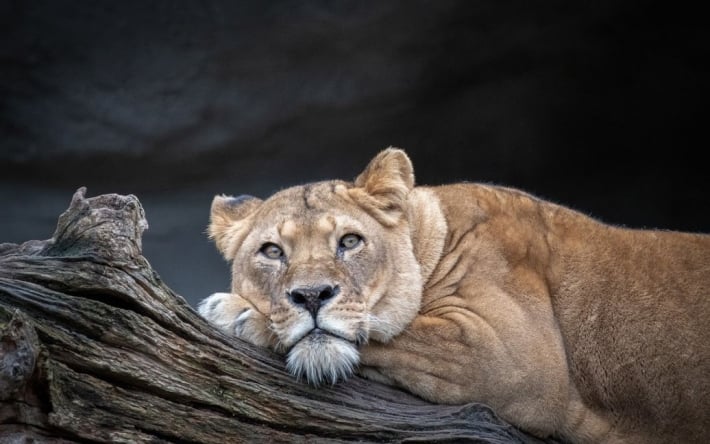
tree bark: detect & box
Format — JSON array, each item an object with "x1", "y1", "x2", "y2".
[{"x1": 0, "y1": 188, "x2": 556, "y2": 443}]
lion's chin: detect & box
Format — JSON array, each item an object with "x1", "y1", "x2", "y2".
[{"x1": 285, "y1": 330, "x2": 360, "y2": 386}]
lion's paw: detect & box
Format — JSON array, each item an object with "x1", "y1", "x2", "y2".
[{"x1": 197, "y1": 292, "x2": 273, "y2": 348}]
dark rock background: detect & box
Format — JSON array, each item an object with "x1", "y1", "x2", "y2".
[{"x1": 1, "y1": 1, "x2": 707, "y2": 307}]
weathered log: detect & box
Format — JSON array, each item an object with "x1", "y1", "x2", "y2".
[{"x1": 0, "y1": 188, "x2": 556, "y2": 443}]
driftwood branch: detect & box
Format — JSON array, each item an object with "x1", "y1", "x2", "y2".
[{"x1": 0, "y1": 188, "x2": 553, "y2": 443}]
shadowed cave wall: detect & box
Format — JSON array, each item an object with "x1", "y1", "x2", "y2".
[{"x1": 1, "y1": 0, "x2": 707, "y2": 306}]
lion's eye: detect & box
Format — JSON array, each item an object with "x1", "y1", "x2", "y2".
[
  {"x1": 260, "y1": 243, "x2": 284, "y2": 259},
  {"x1": 338, "y1": 234, "x2": 363, "y2": 251}
]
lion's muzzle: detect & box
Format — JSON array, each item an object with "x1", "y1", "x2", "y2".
[{"x1": 279, "y1": 284, "x2": 363, "y2": 386}]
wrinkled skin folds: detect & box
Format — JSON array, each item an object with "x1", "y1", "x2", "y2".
[{"x1": 199, "y1": 148, "x2": 710, "y2": 444}]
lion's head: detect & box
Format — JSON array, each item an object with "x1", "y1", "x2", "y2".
[{"x1": 207, "y1": 149, "x2": 438, "y2": 385}]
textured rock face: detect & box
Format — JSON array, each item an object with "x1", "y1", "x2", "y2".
[{"x1": 1, "y1": 1, "x2": 707, "y2": 305}]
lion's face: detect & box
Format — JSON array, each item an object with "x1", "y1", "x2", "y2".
[{"x1": 208, "y1": 150, "x2": 424, "y2": 385}]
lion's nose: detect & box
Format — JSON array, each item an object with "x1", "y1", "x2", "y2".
[{"x1": 288, "y1": 285, "x2": 339, "y2": 319}]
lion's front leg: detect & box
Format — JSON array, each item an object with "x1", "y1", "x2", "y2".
[
  {"x1": 357, "y1": 365, "x2": 400, "y2": 387},
  {"x1": 358, "y1": 312, "x2": 572, "y2": 440},
  {"x1": 197, "y1": 292, "x2": 274, "y2": 348},
  {"x1": 359, "y1": 315, "x2": 486, "y2": 404}
]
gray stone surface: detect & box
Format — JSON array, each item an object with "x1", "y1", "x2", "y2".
[{"x1": 1, "y1": 1, "x2": 707, "y2": 307}]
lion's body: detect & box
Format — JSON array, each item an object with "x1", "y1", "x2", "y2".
[{"x1": 199, "y1": 149, "x2": 710, "y2": 443}]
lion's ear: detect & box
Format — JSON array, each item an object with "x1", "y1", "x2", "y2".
[
  {"x1": 351, "y1": 147, "x2": 415, "y2": 226},
  {"x1": 209, "y1": 194, "x2": 262, "y2": 260}
]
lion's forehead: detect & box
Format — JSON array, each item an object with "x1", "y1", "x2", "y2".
[
  {"x1": 278, "y1": 216, "x2": 333, "y2": 242},
  {"x1": 265, "y1": 180, "x2": 350, "y2": 211},
  {"x1": 252, "y1": 183, "x2": 375, "y2": 240}
]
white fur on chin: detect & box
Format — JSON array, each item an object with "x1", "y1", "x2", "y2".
[{"x1": 285, "y1": 333, "x2": 360, "y2": 386}]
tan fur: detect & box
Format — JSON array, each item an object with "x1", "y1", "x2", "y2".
[{"x1": 199, "y1": 148, "x2": 710, "y2": 443}]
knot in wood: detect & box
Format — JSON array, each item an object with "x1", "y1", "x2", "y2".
[{"x1": 41, "y1": 187, "x2": 148, "y2": 262}]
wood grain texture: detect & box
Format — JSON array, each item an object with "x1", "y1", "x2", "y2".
[{"x1": 0, "y1": 188, "x2": 556, "y2": 443}]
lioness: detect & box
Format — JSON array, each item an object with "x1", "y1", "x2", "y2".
[{"x1": 199, "y1": 148, "x2": 710, "y2": 443}]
